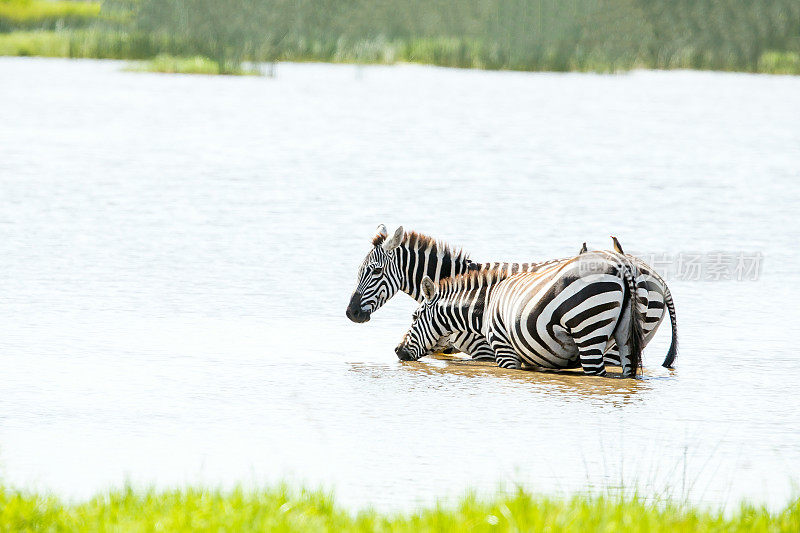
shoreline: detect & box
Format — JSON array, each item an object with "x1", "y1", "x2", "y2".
[
  {"x1": 3, "y1": 51, "x2": 800, "y2": 79},
  {"x1": 1, "y1": 30, "x2": 799, "y2": 77}
]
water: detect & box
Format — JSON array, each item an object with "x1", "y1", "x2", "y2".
[{"x1": 1, "y1": 57, "x2": 799, "y2": 510}]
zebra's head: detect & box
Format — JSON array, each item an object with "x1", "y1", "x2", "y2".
[
  {"x1": 346, "y1": 224, "x2": 405, "y2": 323},
  {"x1": 395, "y1": 276, "x2": 448, "y2": 361}
]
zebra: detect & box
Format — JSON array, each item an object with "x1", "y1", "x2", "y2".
[
  {"x1": 395, "y1": 251, "x2": 649, "y2": 378},
  {"x1": 346, "y1": 225, "x2": 677, "y2": 367},
  {"x1": 346, "y1": 224, "x2": 578, "y2": 361}
]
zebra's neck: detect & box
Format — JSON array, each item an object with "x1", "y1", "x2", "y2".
[
  {"x1": 438, "y1": 282, "x2": 494, "y2": 336},
  {"x1": 393, "y1": 233, "x2": 472, "y2": 301}
]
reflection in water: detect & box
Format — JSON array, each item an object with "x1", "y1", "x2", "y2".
[{"x1": 349, "y1": 355, "x2": 653, "y2": 407}]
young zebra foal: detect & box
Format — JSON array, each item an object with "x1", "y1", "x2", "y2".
[{"x1": 395, "y1": 252, "x2": 647, "y2": 378}]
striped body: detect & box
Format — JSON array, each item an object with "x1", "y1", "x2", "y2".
[
  {"x1": 485, "y1": 252, "x2": 643, "y2": 374},
  {"x1": 396, "y1": 252, "x2": 649, "y2": 377}
]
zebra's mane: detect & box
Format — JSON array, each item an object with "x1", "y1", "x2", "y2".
[
  {"x1": 374, "y1": 229, "x2": 470, "y2": 263},
  {"x1": 437, "y1": 267, "x2": 509, "y2": 294},
  {"x1": 404, "y1": 231, "x2": 469, "y2": 262}
]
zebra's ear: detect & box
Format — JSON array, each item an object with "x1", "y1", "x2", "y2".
[
  {"x1": 421, "y1": 276, "x2": 437, "y2": 301},
  {"x1": 376, "y1": 224, "x2": 388, "y2": 238},
  {"x1": 382, "y1": 226, "x2": 404, "y2": 251}
]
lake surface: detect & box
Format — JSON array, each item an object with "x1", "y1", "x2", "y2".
[{"x1": 1, "y1": 57, "x2": 799, "y2": 510}]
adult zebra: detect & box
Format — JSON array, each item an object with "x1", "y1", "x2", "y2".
[
  {"x1": 395, "y1": 252, "x2": 647, "y2": 378},
  {"x1": 346, "y1": 225, "x2": 677, "y2": 367}
]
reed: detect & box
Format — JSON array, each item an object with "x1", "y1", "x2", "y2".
[
  {"x1": 0, "y1": 29, "x2": 68, "y2": 56},
  {"x1": 2, "y1": 0, "x2": 799, "y2": 75},
  {"x1": 100, "y1": 0, "x2": 800, "y2": 74},
  {"x1": 0, "y1": 29, "x2": 161, "y2": 58},
  {"x1": 758, "y1": 51, "x2": 800, "y2": 75}
]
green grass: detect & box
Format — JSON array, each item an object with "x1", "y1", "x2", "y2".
[
  {"x1": 125, "y1": 54, "x2": 261, "y2": 76},
  {"x1": 0, "y1": 0, "x2": 100, "y2": 32},
  {"x1": 0, "y1": 29, "x2": 124, "y2": 58},
  {"x1": 0, "y1": 29, "x2": 69, "y2": 56},
  {"x1": 0, "y1": 30, "x2": 182, "y2": 59},
  {"x1": 1, "y1": 484, "x2": 798, "y2": 532},
  {"x1": 758, "y1": 51, "x2": 800, "y2": 75}
]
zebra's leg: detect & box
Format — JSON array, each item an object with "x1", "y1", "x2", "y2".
[
  {"x1": 467, "y1": 335, "x2": 497, "y2": 361},
  {"x1": 493, "y1": 347, "x2": 521, "y2": 369},
  {"x1": 487, "y1": 333, "x2": 520, "y2": 369},
  {"x1": 471, "y1": 347, "x2": 497, "y2": 361},
  {"x1": 573, "y1": 333, "x2": 609, "y2": 377},
  {"x1": 604, "y1": 342, "x2": 622, "y2": 366}
]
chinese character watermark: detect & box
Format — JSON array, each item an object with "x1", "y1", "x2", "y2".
[{"x1": 577, "y1": 251, "x2": 763, "y2": 281}]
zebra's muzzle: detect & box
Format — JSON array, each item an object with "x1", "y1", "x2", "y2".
[
  {"x1": 346, "y1": 292, "x2": 371, "y2": 323},
  {"x1": 395, "y1": 344, "x2": 414, "y2": 361}
]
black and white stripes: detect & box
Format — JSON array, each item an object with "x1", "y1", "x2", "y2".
[
  {"x1": 346, "y1": 225, "x2": 547, "y2": 361},
  {"x1": 347, "y1": 225, "x2": 678, "y2": 374},
  {"x1": 395, "y1": 251, "x2": 648, "y2": 377}
]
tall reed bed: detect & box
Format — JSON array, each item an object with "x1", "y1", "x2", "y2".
[
  {"x1": 107, "y1": 0, "x2": 800, "y2": 73},
  {"x1": 2, "y1": 0, "x2": 799, "y2": 74}
]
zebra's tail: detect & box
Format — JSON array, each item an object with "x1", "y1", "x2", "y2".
[
  {"x1": 621, "y1": 260, "x2": 644, "y2": 377},
  {"x1": 661, "y1": 284, "x2": 678, "y2": 368}
]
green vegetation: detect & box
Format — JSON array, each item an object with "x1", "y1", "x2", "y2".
[
  {"x1": 1, "y1": 0, "x2": 800, "y2": 75},
  {"x1": 0, "y1": 29, "x2": 69, "y2": 56},
  {"x1": 758, "y1": 51, "x2": 800, "y2": 74},
  {"x1": 0, "y1": 0, "x2": 100, "y2": 32},
  {"x1": 1, "y1": 484, "x2": 798, "y2": 532},
  {"x1": 0, "y1": 29, "x2": 168, "y2": 58},
  {"x1": 125, "y1": 53, "x2": 261, "y2": 75}
]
